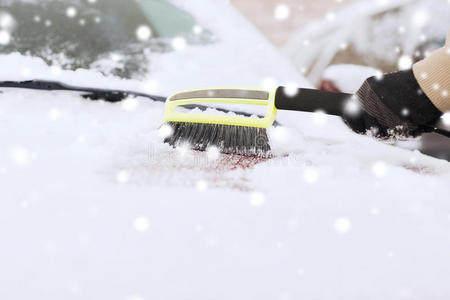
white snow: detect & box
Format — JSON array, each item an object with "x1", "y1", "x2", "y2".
[
  {"x1": 1, "y1": 0, "x2": 450, "y2": 299},
  {"x1": 322, "y1": 64, "x2": 381, "y2": 93}
]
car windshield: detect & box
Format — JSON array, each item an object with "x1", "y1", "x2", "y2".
[{"x1": 0, "y1": 0, "x2": 215, "y2": 78}]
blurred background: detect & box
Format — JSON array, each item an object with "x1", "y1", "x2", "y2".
[
  {"x1": 231, "y1": 0, "x2": 354, "y2": 47},
  {"x1": 231, "y1": 0, "x2": 449, "y2": 88}
]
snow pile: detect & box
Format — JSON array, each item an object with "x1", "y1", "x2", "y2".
[{"x1": 322, "y1": 64, "x2": 381, "y2": 93}]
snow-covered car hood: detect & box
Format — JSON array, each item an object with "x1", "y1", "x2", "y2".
[{"x1": 1, "y1": 1, "x2": 450, "y2": 299}]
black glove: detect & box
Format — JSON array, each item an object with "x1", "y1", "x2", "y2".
[{"x1": 342, "y1": 70, "x2": 442, "y2": 138}]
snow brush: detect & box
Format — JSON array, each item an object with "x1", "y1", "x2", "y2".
[
  {"x1": 163, "y1": 87, "x2": 450, "y2": 157},
  {"x1": 164, "y1": 87, "x2": 353, "y2": 157},
  {"x1": 1, "y1": 80, "x2": 448, "y2": 157}
]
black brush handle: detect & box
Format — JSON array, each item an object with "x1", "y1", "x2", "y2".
[
  {"x1": 275, "y1": 87, "x2": 352, "y2": 116},
  {"x1": 275, "y1": 86, "x2": 450, "y2": 139}
]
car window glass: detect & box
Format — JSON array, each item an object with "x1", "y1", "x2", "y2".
[{"x1": 0, "y1": 0, "x2": 215, "y2": 78}]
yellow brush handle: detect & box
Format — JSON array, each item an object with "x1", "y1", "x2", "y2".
[{"x1": 164, "y1": 87, "x2": 278, "y2": 129}]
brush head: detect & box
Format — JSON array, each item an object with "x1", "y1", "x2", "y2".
[
  {"x1": 164, "y1": 122, "x2": 271, "y2": 157},
  {"x1": 163, "y1": 87, "x2": 277, "y2": 157}
]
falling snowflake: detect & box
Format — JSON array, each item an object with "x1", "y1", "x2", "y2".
[
  {"x1": 116, "y1": 170, "x2": 130, "y2": 184},
  {"x1": 21, "y1": 67, "x2": 32, "y2": 76},
  {"x1": 48, "y1": 108, "x2": 62, "y2": 120},
  {"x1": 433, "y1": 83, "x2": 440, "y2": 90},
  {"x1": 283, "y1": 82, "x2": 299, "y2": 97},
  {"x1": 411, "y1": 9, "x2": 429, "y2": 28},
  {"x1": 50, "y1": 65, "x2": 62, "y2": 76},
  {"x1": 442, "y1": 90, "x2": 448, "y2": 98},
  {"x1": 127, "y1": 295, "x2": 144, "y2": 300},
  {"x1": 158, "y1": 124, "x2": 174, "y2": 139},
  {"x1": 343, "y1": 97, "x2": 361, "y2": 116},
  {"x1": 375, "y1": 71, "x2": 384, "y2": 80},
  {"x1": 206, "y1": 146, "x2": 220, "y2": 160},
  {"x1": 133, "y1": 216, "x2": 150, "y2": 232},
  {"x1": 376, "y1": 0, "x2": 389, "y2": 5},
  {"x1": 176, "y1": 143, "x2": 190, "y2": 156},
  {"x1": 109, "y1": 53, "x2": 122, "y2": 62},
  {"x1": 397, "y1": 55, "x2": 412, "y2": 70},
  {"x1": 77, "y1": 135, "x2": 87, "y2": 143},
  {"x1": 274, "y1": 4, "x2": 290, "y2": 21},
  {"x1": 172, "y1": 36, "x2": 186, "y2": 51},
  {"x1": 10, "y1": 146, "x2": 34, "y2": 166},
  {"x1": 311, "y1": 110, "x2": 327, "y2": 126},
  {"x1": 66, "y1": 7, "x2": 77, "y2": 18},
  {"x1": 0, "y1": 12, "x2": 15, "y2": 30},
  {"x1": 334, "y1": 217, "x2": 351, "y2": 234},
  {"x1": 136, "y1": 25, "x2": 152, "y2": 41},
  {"x1": 193, "y1": 25, "x2": 203, "y2": 35},
  {"x1": 303, "y1": 167, "x2": 319, "y2": 184},
  {"x1": 370, "y1": 207, "x2": 380, "y2": 216},
  {"x1": 0, "y1": 30, "x2": 11, "y2": 45},
  {"x1": 325, "y1": 12, "x2": 336, "y2": 21},
  {"x1": 249, "y1": 192, "x2": 265, "y2": 207},
  {"x1": 121, "y1": 97, "x2": 139, "y2": 111},
  {"x1": 261, "y1": 77, "x2": 277, "y2": 90},
  {"x1": 143, "y1": 78, "x2": 159, "y2": 93},
  {"x1": 420, "y1": 72, "x2": 428, "y2": 80},
  {"x1": 196, "y1": 180, "x2": 208, "y2": 192},
  {"x1": 269, "y1": 126, "x2": 290, "y2": 143},
  {"x1": 372, "y1": 161, "x2": 388, "y2": 178},
  {"x1": 442, "y1": 112, "x2": 450, "y2": 125}
]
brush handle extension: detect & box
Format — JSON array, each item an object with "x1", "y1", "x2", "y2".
[
  {"x1": 274, "y1": 87, "x2": 352, "y2": 116},
  {"x1": 274, "y1": 86, "x2": 450, "y2": 138}
]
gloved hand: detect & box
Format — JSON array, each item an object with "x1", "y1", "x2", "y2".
[{"x1": 342, "y1": 70, "x2": 442, "y2": 138}]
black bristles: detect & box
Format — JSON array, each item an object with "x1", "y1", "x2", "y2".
[{"x1": 164, "y1": 122, "x2": 272, "y2": 157}]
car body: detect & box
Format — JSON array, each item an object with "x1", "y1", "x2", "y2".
[{"x1": 1, "y1": 1, "x2": 450, "y2": 300}]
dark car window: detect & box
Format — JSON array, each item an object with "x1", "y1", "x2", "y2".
[{"x1": 0, "y1": 0, "x2": 215, "y2": 78}]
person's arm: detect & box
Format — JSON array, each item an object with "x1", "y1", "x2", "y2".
[
  {"x1": 413, "y1": 31, "x2": 450, "y2": 113},
  {"x1": 343, "y1": 30, "x2": 449, "y2": 138}
]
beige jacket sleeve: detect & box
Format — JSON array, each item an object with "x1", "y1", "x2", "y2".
[{"x1": 413, "y1": 31, "x2": 450, "y2": 113}]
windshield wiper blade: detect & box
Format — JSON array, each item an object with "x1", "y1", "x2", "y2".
[{"x1": 0, "y1": 79, "x2": 167, "y2": 102}]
